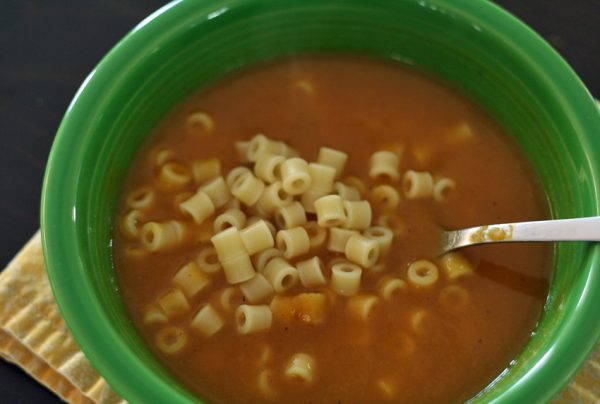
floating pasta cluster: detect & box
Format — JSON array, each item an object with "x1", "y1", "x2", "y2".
[{"x1": 119, "y1": 130, "x2": 475, "y2": 398}]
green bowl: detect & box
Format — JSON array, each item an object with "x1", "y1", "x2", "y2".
[{"x1": 41, "y1": 0, "x2": 600, "y2": 402}]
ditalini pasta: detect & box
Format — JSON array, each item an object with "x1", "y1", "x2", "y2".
[
  {"x1": 347, "y1": 295, "x2": 379, "y2": 320},
  {"x1": 344, "y1": 176, "x2": 367, "y2": 195},
  {"x1": 317, "y1": 147, "x2": 348, "y2": 179},
  {"x1": 157, "y1": 162, "x2": 192, "y2": 190},
  {"x1": 263, "y1": 219, "x2": 278, "y2": 239},
  {"x1": 124, "y1": 244, "x2": 148, "y2": 260},
  {"x1": 256, "y1": 182, "x2": 293, "y2": 213},
  {"x1": 334, "y1": 181, "x2": 361, "y2": 201},
  {"x1": 256, "y1": 344, "x2": 272, "y2": 367},
  {"x1": 370, "y1": 185, "x2": 400, "y2": 210},
  {"x1": 438, "y1": 285, "x2": 470, "y2": 312},
  {"x1": 247, "y1": 134, "x2": 287, "y2": 161},
  {"x1": 327, "y1": 256, "x2": 349, "y2": 270},
  {"x1": 254, "y1": 153, "x2": 285, "y2": 183},
  {"x1": 301, "y1": 163, "x2": 336, "y2": 213},
  {"x1": 247, "y1": 134, "x2": 279, "y2": 161},
  {"x1": 410, "y1": 309, "x2": 431, "y2": 335},
  {"x1": 234, "y1": 141, "x2": 251, "y2": 163},
  {"x1": 149, "y1": 146, "x2": 175, "y2": 167},
  {"x1": 432, "y1": 177, "x2": 456, "y2": 202},
  {"x1": 155, "y1": 326, "x2": 188, "y2": 354},
  {"x1": 172, "y1": 262, "x2": 210, "y2": 298},
  {"x1": 120, "y1": 210, "x2": 145, "y2": 239},
  {"x1": 296, "y1": 256, "x2": 327, "y2": 287},
  {"x1": 280, "y1": 157, "x2": 312, "y2": 195},
  {"x1": 342, "y1": 200, "x2": 372, "y2": 230},
  {"x1": 276, "y1": 227, "x2": 310, "y2": 259},
  {"x1": 307, "y1": 163, "x2": 336, "y2": 193},
  {"x1": 185, "y1": 111, "x2": 214, "y2": 134},
  {"x1": 213, "y1": 208, "x2": 247, "y2": 233},
  {"x1": 369, "y1": 151, "x2": 400, "y2": 180},
  {"x1": 304, "y1": 221, "x2": 327, "y2": 249},
  {"x1": 274, "y1": 201, "x2": 307, "y2": 229},
  {"x1": 240, "y1": 273, "x2": 275, "y2": 303},
  {"x1": 236, "y1": 304, "x2": 273, "y2": 334},
  {"x1": 378, "y1": 277, "x2": 407, "y2": 301},
  {"x1": 257, "y1": 369, "x2": 277, "y2": 399},
  {"x1": 223, "y1": 197, "x2": 241, "y2": 210},
  {"x1": 403, "y1": 170, "x2": 434, "y2": 199},
  {"x1": 218, "y1": 287, "x2": 243, "y2": 313},
  {"x1": 143, "y1": 306, "x2": 168, "y2": 326},
  {"x1": 327, "y1": 227, "x2": 358, "y2": 253},
  {"x1": 314, "y1": 194, "x2": 346, "y2": 227},
  {"x1": 126, "y1": 186, "x2": 155, "y2": 210},
  {"x1": 196, "y1": 247, "x2": 221, "y2": 273},
  {"x1": 231, "y1": 172, "x2": 265, "y2": 206},
  {"x1": 331, "y1": 262, "x2": 362, "y2": 296},
  {"x1": 249, "y1": 200, "x2": 270, "y2": 219},
  {"x1": 180, "y1": 191, "x2": 215, "y2": 224},
  {"x1": 211, "y1": 227, "x2": 256, "y2": 284},
  {"x1": 263, "y1": 258, "x2": 299, "y2": 293},
  {"x1": 252, "y1": 248, "x2": 283, "y2": 272},
  {"x1": 211, "y1": 227, "x2": 247, "y2": 261},
  {"x1": 200, "y1": 176, "x2": 231, "y2": 208},
  {"x1": 285, "y1": 353, "x2": 316, "y2": 383},
  {"x1": 345, "y1": 234, "x2": 380, "y2": 268},
  {"x1": 158, "y1": 288, "x2": 190, "y2": 318},
  {"x1": 141, "y1": 220, "x2": 190, "y2": 252},
  {"x1": 192, "y1": 158, "x2": 221, "y2": 184},
  {"x1": 173, "y1": 191, "x2": 193, "y2": 212},
  {"x1": 240, "y1": 220, "x2": 275, "y2": 255},
  {"x1": 191, "y1": 304, "x2": 224, "y2": 337},
  {"x1": 407, "y1": 260, "x2": 439, "y2": 287},
  {"x1": 363, "y1": 226, "x2": 394, "y2": 255},
  {"x1": 226, "y1": 166, "x2": 252, "y2": 189},
  {"x1": 221, "y1": 254, "x2": 255, "y2": 285}
]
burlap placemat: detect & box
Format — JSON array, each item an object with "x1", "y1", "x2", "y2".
[
  {"x1": 0, "y1": 232, "x2": 124, "y2": 403},
  {"x1": 0, "y1": 232, "x2": 598, "y2": 403}
]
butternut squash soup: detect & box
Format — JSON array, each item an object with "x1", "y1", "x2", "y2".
[{"x1": 113, "y1": 56, "x2": 551, "y2": 403}]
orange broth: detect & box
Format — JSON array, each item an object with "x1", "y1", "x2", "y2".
[{"x1": 114, "y1": 55, "x2": 551, "y2": 403}]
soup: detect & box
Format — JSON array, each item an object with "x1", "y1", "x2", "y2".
[{"x1": 114, "y1": 56, "x2": 551, "y2": 403}]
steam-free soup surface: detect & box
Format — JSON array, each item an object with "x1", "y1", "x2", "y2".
[{"x1": 114, "y1": 56, "x2": 551, "y2": 403}]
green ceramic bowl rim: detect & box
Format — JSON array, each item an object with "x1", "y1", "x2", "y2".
[{"x1": 41, "y1": 0, "x2": 600, "y2": 402}]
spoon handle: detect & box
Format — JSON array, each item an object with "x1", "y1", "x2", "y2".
[{"x1": 442, "y1": 216, "x2": 600, "y2": 253}]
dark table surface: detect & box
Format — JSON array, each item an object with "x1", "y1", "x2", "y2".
[{"x1": 1, "y1": 0, "x2": 598, "y2": 402}]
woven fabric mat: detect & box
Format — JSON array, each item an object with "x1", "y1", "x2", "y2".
[
  {"x1": 0, "y1": 232, "x2": 123, "y2": 403},
  {"x1": 0, "y1": 232, "x2": 598, "y2": 403}
]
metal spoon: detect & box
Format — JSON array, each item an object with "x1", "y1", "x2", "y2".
[{"x1": 441, "y1": 216, "x2": 600, "y2": 254}]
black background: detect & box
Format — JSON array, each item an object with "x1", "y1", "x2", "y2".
[{"x1": 0, "y1": 1, "x2": 598, "y2": 402}]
